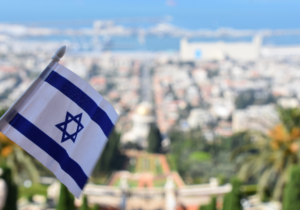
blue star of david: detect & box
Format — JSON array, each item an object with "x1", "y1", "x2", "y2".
[{"x1": 56, "y1": 112, "x2": 84, "y2": 143}]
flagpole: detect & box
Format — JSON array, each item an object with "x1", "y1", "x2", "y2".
[{"x1": 0, "y1": 46, "x2": 66, "y2": 130}]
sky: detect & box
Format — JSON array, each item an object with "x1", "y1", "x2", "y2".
[{"x1": 0, "y1": 0, "x2": 300, "y2": 29}]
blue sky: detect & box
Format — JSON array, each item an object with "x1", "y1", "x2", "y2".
[{"x1": 0, "y1": 0, "x2": 300, "y2": 29}]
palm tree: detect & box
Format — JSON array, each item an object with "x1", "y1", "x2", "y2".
[
  {"x1": 0, "y1": 109, "x2": 39, "y2": 184},
  {"x1": 0, "y1": 132, "x2": 39, "y2": 184},
  {"x1": 232, "y1": 107, "x2": 300, "y2": 201}
]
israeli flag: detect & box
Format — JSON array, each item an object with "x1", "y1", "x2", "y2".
[{"x1": 0, "y1": 64, "x2": 118, "y2": 198}]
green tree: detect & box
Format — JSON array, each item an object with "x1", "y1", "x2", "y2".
[
  {"x1": 200, "y1": 205, "x2": 207, "y2": 210},
  {"x1": 235, "y1": 90, "x2": 254, "y2": 109},
  {"x1": 93, "y1": 204, "x2": 101, "y2": 210},
  {"x1": 283, "y1": 165, "x2": 300, "y2": 210},
  {"x1": 207, "y1": 197, "x2": 217, "y2": 210},
  {"x1": 223, "y1": 132, "x2": 250, "y2": 151},
  {"x1": 223, "y1": 178, "x2": 242, "y2": 210},
  {"x1": 1, "y1": 165, "x2": 17, "y2": 210},
  {"x1": 232, "y1": 107, "x2": 300, "y2": 201},
  {"x1": 235, "y1": 90, "x2": 273, "y2": 109},
  {"x1": 93, "y1": 129, "x2": 125, "y2": 175},
  {"x1": 168, "y1": 128, "x2": 236, "y2": 184},
  {"x1": 0, "y1": 109, "x2": 6, "y2": 117},
  {"x1": 57, "y1": 183, "x2": 75, "y2": 210},
  {"x1": 200, "y1": 197, "x2": 217, "y2": 210},
  {"x1": 92, "y1": 204, "x2": 99, "y2": 210},
  {"x1": 277, "y1": 106, "x2": 300, "y2": 132},
  {"x1": 92, "y1": 204, "x2": 100, "y2": 210},
  {"x1": 147, "y1": 124, "x2": 162, "y2": 153},
  {"x1": 80, "y1": 195, "x2": 89, "y2": 210}
]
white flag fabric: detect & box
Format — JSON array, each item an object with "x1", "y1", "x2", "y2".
[{"x1": 0, "y1": 64, "x2": 118, "y2": 198}]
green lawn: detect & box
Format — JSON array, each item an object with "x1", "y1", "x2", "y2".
[{"x1": 19, "y1": 184, "x2": 48, "y2": 199}]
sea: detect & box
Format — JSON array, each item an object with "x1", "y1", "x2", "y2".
[
  {"x1": 17, "y1": 34, "x2": 300, "y2": 53},
  {"x1": 6, "y1": 19, "x2": 300, "y2": 53}
]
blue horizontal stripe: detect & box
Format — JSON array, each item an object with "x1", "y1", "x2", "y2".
[
  {"x1": 45, "y1": 71, "x2": 114, "y2": 138},
  {"x1": 9, "y1": 113, "x2": 87, "y2": 190}
]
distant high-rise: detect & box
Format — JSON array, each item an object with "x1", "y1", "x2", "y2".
[{"x1": 180, "y1": 36, "x2": 261, "y2": 61}]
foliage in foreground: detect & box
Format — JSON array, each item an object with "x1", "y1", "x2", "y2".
[
  {"x1": 283, "y1": 165, "x2": 300, "y2": 210},
  {"x1": 0, "y1": 109, "x2": 39, "y2": 185},
  {"x1": 232, "y1": 107, "x2": 300, "y2": 201},
  {"x1": 57, "y1": 183, "x2": 75, "y2": 210},
  {"x1": 1, "y1": 165, "x2": 17, "y2": 210},
  {"x1": 93, "y1": 129, "x2": 125, "y2": 175},
  {"x1": 200, "y1": 197, "x2": 216, "y2": 210},
  {"x1": 168, "y1": 128, "x2": 245, "y2": 184},
  {"x1": 147, "y1": 124, "x2": 163, "y2": 153},
  {"x1": 92, "y1": 204, "x2": 99, "y2": 210},
  {"x1": 222, "y1": 178, "x2": 243, "y2": 210},
  {"x1": 80, "y1": 195, "x2": 90, "y2": 210}
]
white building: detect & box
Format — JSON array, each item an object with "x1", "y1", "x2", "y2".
[
  {"x1": 277, "y1": 97, "x2": 299, "y2": 108},
  {"x1": 232, "y1": 105, "x2": 279, "y2": 133},
  {"x1": 187, "y1": 109, "x2": 215, "y2": 129},
  {"x1": 180, "y1": 36, "x2": 261, "y2": 61},
  {"x1": 121, "y1": 102, "x2": 155, "y2": 148}
]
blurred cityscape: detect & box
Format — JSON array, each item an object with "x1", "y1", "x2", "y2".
[
  {"x1": 1, "y1": 18, "x2": 300, "y2": 210},
  {"x1": 1, "y1": 20, "x2": 300, "y2": 140}
]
